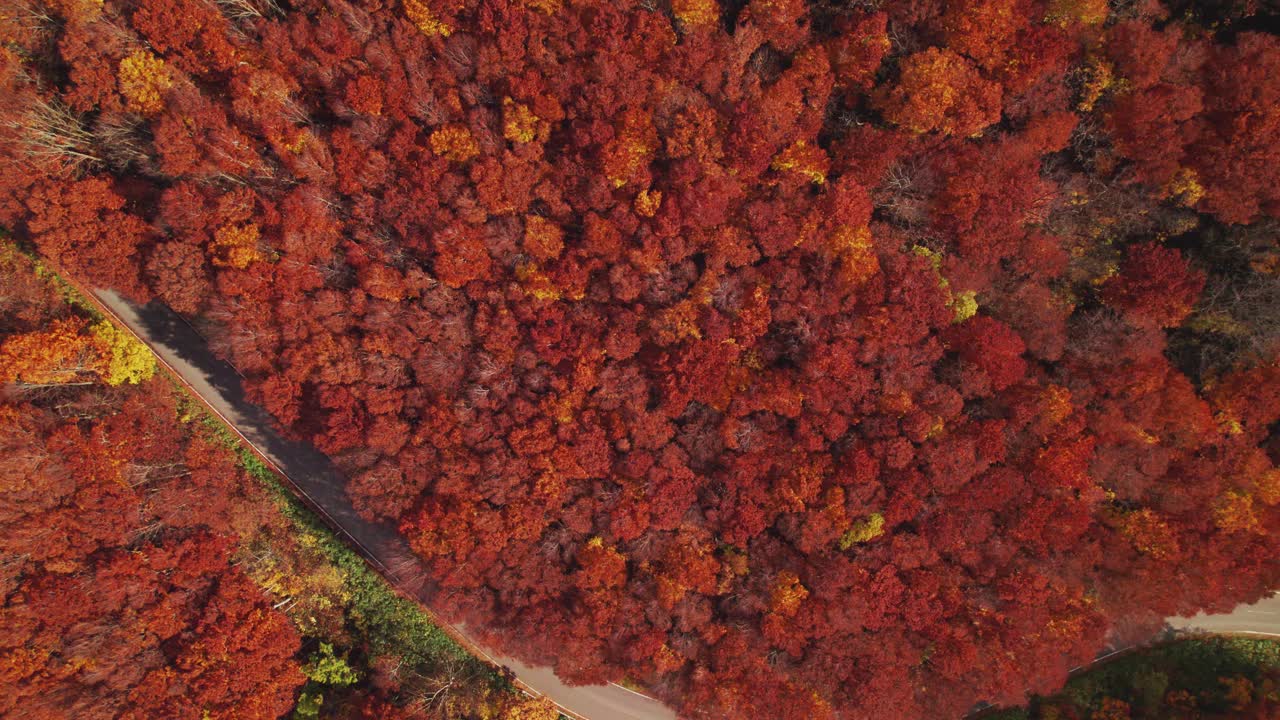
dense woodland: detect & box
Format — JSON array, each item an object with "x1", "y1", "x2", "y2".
[
  {"x1": 0, "y1": 247, "x2": 552, "y2": 717},
  {"x1": 3, "y1": 0, "x2": 1280, "y2": 717},
  {"x1": 986, "y1": 636, "x2": 1280, "y2": 719}
]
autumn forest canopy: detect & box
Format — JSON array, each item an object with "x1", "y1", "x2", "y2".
[
  {"x1": 0, "y1": 247, "x2": 556, "y2": 718},
  {"x1": 4, "y1": 0, "x2": 1280, "y2": 717}
]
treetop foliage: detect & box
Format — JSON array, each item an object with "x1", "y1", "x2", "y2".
[{"x1": 3, "y1": 0, "x2": 1280, "y2": 717}]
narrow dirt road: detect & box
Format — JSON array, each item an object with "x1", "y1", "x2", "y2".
[
  {"x1": 88, "y1": 288, "x2": 1280, "y2": 720},
  {"x1": 91, "y1": 290, "x2": 678, "y2": 720}
]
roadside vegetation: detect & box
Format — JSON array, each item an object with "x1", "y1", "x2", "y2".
[
  {"x1": 983, "y1": 636, "x2": 1280, "y2": 719},
  {"x1": 0, "y1": 237, "x2": 556, "y2": 718},
  {"x1": 6, "y1": 0, "x2": 1280, "y2": 715}
]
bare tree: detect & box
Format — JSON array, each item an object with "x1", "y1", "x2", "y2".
[
  {"x1": 8, "y1": 97, "x2": 103, "y2": 172},
  {"x1": 208, "y1": 0, "x2": 282, "y2": 22},
  {"x1": 92, "y1": 113, "x2": 157, "y2": 173}
]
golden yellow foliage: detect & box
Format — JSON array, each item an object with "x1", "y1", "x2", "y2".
[
  {"x1": 90, "y1": 320, "x2": 156, "y2": 385},
  {"x1": 1040, "y1": 384, "x2": 1074, "y2": 428},
  {"x1": 653, "y1": 644, "x2": 684, "y2": 674},
  {"x1": 633, "y1": 188, "x2": 662, "y2": 217},
  {"x1": 280, "y1": 128, "x2": 312, "y2": 155},
  {"x1": 515, "y1": 262, "x2": 562, "y2": 301},
  {"x1": 1, "y1": 646, "x2": 51, "y2": 684},
  {"x1": 912, "y1": 244, "x2": 944, "y2": 271},
  {"x1": 211, "y1": 223, "x2": 265, "y2": 269},
  {"x1": 1215, "y1": 410, "x2": 1245, "y2": 436},
  {"x1": 778, "y1": 460, "x2": 826, "y2": 512},
  {"x1": 47, "y1": 0, "x2": 103, "y2": 25},
  {"x1": 1165, "y1": 167, "x2": 1205, "y2": 206},
  {"x1": 909, "y1": 244, "x2": 979, "y2": 323},
  {"x1": 1117, "y1": 509, "x2": 1178, "y2": 558},
  {"x1": 1214, "y1": 491, "x2": 1263, "y2": 534},
  {"x1": 838, "y1": 513, "x2": 886, "y2": 549},
  {"x1": 1046, "y1": 0, "x2": 1109, "y2": 27},
  {"x1": 522, "y1": 0, "x2": 560, "y2": 12},
  {"x1": 503, "y1": 98, "x2": 541, "y2": 143},
  {"x1": 925, "y1": 417, "x2": 946, "y2": 439},
  {"x1": 875, "y1": 47, "x2": 1001, "y2": 136},
  {"x1": 832, "y1": 225, "x2": 879, "y2": 286},
  {"x1": 951, "y1": 289, "x2": 979, "y2": 322},
  {"x1": 403, "y1": 0, "x2": 452, "y2": 36},
  {"x1": 771, "y1": 140, "x2": 829, "y2": 184},
  {"x1": 1256, "y1": 469, "x2": 1280, "y2": 506},
  {"x1": 877, "y1": 390, "x2": 913, "y2": 415},
  {"x1": 117, "y1": 50, "x2": 173, "y2": 116},
  {"x1": 769, "y1": 570, "x2": 809, "y2": 617},
  {"x1": 672, "y1": 0, "x2": 718, "y2": 27},
  {"x1": 603, "y1": 109, "x2": 657, "y2": 187},
  {"x1": 523, "y1": 215, "x2": 564, "y2": 261},
  {"x1": 1076, "y1": 56, "x2": 1115, "y2": 113},
  {"x1": 653, "y1": 300, "x2": 703, "y2": 343},
  {"x1": 429, "y1": 124, "x2": 480, "y2": 162}
]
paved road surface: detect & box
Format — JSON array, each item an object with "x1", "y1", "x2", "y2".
[
  {"x1": 1168, "y1": 594, "x2": 1280, "y2": 638},
  {"x1": 92, "y1": 290, "x2": 678, "y2": 720},
  {"x1": 89, "y1": 288, "x2": 1280, "y2": 720}
]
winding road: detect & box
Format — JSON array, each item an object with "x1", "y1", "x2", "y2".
[{"x1": 83, "y1": 287, "x2": 1277, "y2": 720}]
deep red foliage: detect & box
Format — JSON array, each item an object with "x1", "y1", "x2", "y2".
[
  {"x1": 24, "y1": 177, "x2": 148, "y2": 297},
  {"x1": 1102, "y1": 241, "x2": 1206, "y2": 328},
  {"x1": 0, "y1": 254, "x2": 305, "y2": 718},
  {"x1": 0, "y1": 385, "x2": 305, "y2": 719},
  {"x1": 4, "y1": 1, "x2": 1280, "y2": 718}
]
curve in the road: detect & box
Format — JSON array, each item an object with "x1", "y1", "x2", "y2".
[{"x1": 88, "y1": 289, "x2": 677, "y2": 720}]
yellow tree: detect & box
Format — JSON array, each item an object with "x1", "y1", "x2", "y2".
[
  {"x1": 117, "y1": 49, "x2": 174, "y2": 116},
  {"x1": 90, "y1": 319, "x2": 156, "y2": 385},
  {"x1": 0, "y1": 316, "x2": 156, "y2": 387}
]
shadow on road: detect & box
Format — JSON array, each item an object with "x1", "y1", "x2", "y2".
[
  {"x1": 88, "y1": 290, "x2": 707, "y2": 720},
  {"x1": 110, "y1": 296, "x2": 425, "y2": 585}
]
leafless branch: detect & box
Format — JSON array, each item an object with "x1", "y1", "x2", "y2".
[{"x1": 9, "y1": 97, "x2": 103, "y2": 172}]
